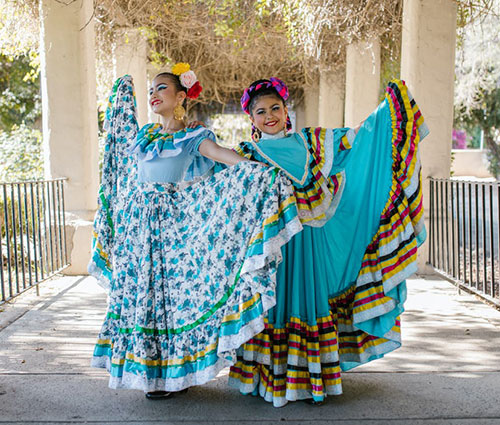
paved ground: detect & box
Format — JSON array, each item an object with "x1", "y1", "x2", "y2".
[{"x1": 1, "y1": 274, "x2": 500, "y2": 425}]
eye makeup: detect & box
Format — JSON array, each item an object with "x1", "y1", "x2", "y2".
[{"x1": 149, "y1": 83, "x2": 168, "y2": 96}]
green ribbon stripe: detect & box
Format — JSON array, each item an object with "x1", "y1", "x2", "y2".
[
  {"x1": 99, "y1": 186, "x2": 114, "y2": 236},
  {"x1": 108, "y1": 262, "x2": 243, "y2": 335}
]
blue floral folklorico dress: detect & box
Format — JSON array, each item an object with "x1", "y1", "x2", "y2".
[{"x1": 89, "y1": 76, "x2": 303, "y2": 392}]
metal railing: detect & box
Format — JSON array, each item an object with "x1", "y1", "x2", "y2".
[
  {"x1": 1, "y1": 178, "x2": 68, "y2": 304},
  {"x1": 429, "y1": 178, "x2": 499, "y2": 307}
]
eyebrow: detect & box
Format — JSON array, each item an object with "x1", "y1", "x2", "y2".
[{"x1": 256, "y1": 103, "x2": 281, "y2": 111}]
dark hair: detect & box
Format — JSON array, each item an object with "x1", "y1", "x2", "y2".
[
  {"x1": 154, "y1": 72, "x2": 187, "y2": 94},
  {"x1": 248, "y1": 84, "x2": 286, "y2": 116}
]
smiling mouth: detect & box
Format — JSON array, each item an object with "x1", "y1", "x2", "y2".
[
  {"x1": 265, "y1": 121, "x2": 278, "y2": 127},
  {"x1": 151, "y1": 100, "x2": 162, "y2": 106}
]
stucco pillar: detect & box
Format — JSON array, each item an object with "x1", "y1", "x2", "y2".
[
  {"x1": 318, "y1": 69, "x2": 344, "y2": 128},
  {"x1": 295, "y1": 80, "x2": 319, "y2": 130},
  {"x1": 114, "y1": 30, "x2": 149, "y2": 128},
  {"x1": 401, "y1": 0, "x2": 457, "y2": 272},
  {"x1": 147, "y1": 65, "x2": 158, "y2": 124},
  {"x1": 39, "y1": 0, "x2": 99, "y2": 274},
  {"x1": 344, "y1": 37, "x2": 381, "y2": 127}
]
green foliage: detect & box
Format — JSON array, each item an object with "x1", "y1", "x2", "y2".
[
  {"x1": 379, "y1": 50, "x2": 401, "y2": 102},
  {"x1": 0, "y1": 1, "x2": 39, "y2": 58},
  {"x1": 454, "y1": 5, "x2": 500, "y2": 178},
  {"x1": 455, "y1": 86, "x2": 500, "y2": 177},
  {"x1": 209, "y1": 113, "x2": 251, "y2": 148},
  {"x1": 0, "y1": 53, "x2": 41, "y2": 131},
  {"x1": 0, "y1": 3, "x2": 43, "y2": 182},
  {"x1": 0, "y1": 124, "x2": 43, "y2": 182}
]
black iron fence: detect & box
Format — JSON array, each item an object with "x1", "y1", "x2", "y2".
[
  {"x1": 429, "y1": 178, "x2": 499, "y2": 307},
  {"x1": 1, "y1": 178, "x2": 68, "y2": 304}
]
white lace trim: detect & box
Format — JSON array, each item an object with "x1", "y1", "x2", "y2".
[
  {"x1": 91, "y1": 297, "x2": 280, "y2": 393},
  {"x1": 87, "y1": 263, "x2": 111, "y2": 291},
  {"x1": 320, "y1": 128, "x2": 334, "y2": 177},
  {"x1": 227, "y1": 375, "x2": 343, "y2": 408},
  {"x1": 240, "y1": 218, "x2": 303, "y2": 276},
  {"x1": 261, "y1": 132, "x2": 291, "y2": 140},
  {"x1": 93, "y1": 354, "x2": 233, "y2": 392}
]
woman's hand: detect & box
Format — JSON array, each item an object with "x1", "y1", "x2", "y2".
[
  {"x1": 186, "y1": 120, "x2": 206, "y2": 129},
  {"x1": 354, "y1": 119, "x2": 365, "y2": 135}
]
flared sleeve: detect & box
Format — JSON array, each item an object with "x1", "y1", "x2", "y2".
[
  {"x1": 88, "y1": 75, "x2": 139, "y2": 288},
  {"x1": 234, "y1": 127, "x2": 355, "y2": 227}
]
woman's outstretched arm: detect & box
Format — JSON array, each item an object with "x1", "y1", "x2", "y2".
[{"x1": 198, "y1": 139, "x2": 250, "y2": 166}]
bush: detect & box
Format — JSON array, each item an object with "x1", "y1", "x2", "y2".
[{"x1": 0, "y1": 124, "x2": 43, "y2": 182}]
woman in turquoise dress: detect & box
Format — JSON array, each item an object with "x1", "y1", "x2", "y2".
[
  {"x1": 228, "y1": 77, "x2": 429, "y2": 406},
  {"x1": 89, "y1": 66, "x2": 303, "y2": 398}
]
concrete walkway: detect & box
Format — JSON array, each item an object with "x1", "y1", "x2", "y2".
[{"x1": 1, "y1": 274, "x2": 500, "y2": 425}]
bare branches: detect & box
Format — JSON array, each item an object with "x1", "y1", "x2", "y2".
[
  {"x1": 7, "y1": 0, "x2": 498, "y2": 105},
  {"x1": 92, "y1": 0, "x2": 406, "y2": 104}
]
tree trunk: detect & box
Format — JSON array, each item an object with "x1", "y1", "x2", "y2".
[{"x1": 483, "y1": 130, "x2": 500, "y2": 179}]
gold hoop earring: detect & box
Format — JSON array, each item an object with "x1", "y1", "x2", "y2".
[
  {"x1": 252, "y1": 129, "x2": 261, "y2": 142},
  {"x1": 283, "y1": 124, "x2": 288, "y2": 137},
  {"x1": 173, "y1": 104, "x2": 186, "y2": 121}
]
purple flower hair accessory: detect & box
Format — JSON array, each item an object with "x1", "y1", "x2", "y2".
[{"x1": 240, "y1": 77, "x2": 289, "y2": 115}]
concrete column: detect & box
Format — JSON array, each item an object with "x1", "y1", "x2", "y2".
[
  {"x1": 39, "y1": 0, "x2": 99, "y2": 274},
  {"x1": 318, "y1": 69, "x2": 344, "y2": 128},
  {"x1": 344, "y1": 37, "x2": 381, "y2": 127},
  {"x1": 114, "y1": 30, "x2": 149, "y2": 128},
  {"x1": 147, "y1": 65, "x2": 159, "y2": 124},
  {"x1": 295, "y1": 80, "x2": 319, "y2": 130},
  {"x1": 401, "y1": 0, "x2": 457, "y2": 272}
]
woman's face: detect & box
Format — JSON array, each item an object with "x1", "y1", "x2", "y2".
[
  {"x1": 149, "y1": 75, "x2": 186, "y2": 116},
  {"x1": 250, "y1": 95, "x2": 288, "y2": 136}
]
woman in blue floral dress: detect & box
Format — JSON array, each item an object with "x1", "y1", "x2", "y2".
[
  {"x1": 228, "y1": 77, "x2": 429, "y2": 406},
  {"x1": 89, "y1": 65, "x2": 303, "y2": 399}
]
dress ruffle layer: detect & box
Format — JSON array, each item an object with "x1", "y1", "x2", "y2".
[
  {"x1": 129, "y1": 124, "x2": 216, "y2": 181},
  {"x1": 229, "y1": 79, "x2": 428, "y2": 407}
]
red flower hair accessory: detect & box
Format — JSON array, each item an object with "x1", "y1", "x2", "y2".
[{"x1": 187, "y1": 81, "x2": 202, "y2": 99}]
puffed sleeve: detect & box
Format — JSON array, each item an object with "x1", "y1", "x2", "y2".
[{"x1": 183, "y1": 126, "x2": 217, "y2": 180}]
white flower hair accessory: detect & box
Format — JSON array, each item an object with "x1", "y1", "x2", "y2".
[{"x1": 179, "y1": 70, "x2": 197, "y2": 89}]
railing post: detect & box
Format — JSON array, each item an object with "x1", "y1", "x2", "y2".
[
  {"x1": 0, "y1": 178, "x2": 69, "y2": 305},
  {"x1": 429, "y1": 178, "x2": 433, "y2": 265},
  {"x1": 427, "y1": 178, "x2": 500, "y2": 307}
]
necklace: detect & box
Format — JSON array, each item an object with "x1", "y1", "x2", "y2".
[{"x1": 160, "y1": 125, "x2": 185, "y2": 135}]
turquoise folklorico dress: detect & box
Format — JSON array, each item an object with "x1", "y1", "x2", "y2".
[
  {"x1": 229, "y1": 80, "x2": 429, "y2": 406},
  {"x1": 89, "y1": 76, "x2": 303, "y2": 392}
]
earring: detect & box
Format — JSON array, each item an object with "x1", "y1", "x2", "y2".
[
  {"x1": 252, "y1": 128, "x2": 261, "y2": 142},
  {"x1": 173, "y1": 104, "x2": 186, "y2": 121},
  {"x1": 283, "y1": 115, "x2": 290, "y2": 137}
]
